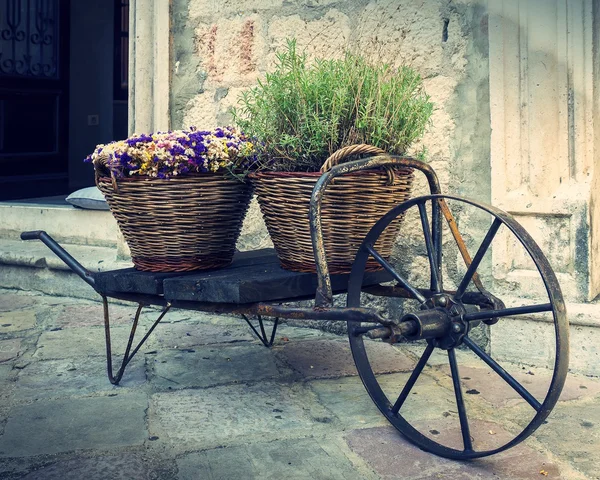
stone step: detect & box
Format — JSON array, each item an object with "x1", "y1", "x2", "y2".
[
  {"x1": 490, "y1": 296, "x2": 600, "y2": 376},
  {"x1": 0, "y1": 238, "x2": 132, "y2": 301},
  {"x1": 0, "y1": 198, "x2": 120, "y2": 247},
  {"x1": 0, "y1": 197, "x2": 132, "y2": 300}
]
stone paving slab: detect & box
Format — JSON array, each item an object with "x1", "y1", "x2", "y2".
[
  {"x1": 276, "y1": 338, "x2": 415, "y2": 379},
  {"x1": 20, "y1": 454, "x2": 177, "y2": 480},
  {"x1": 51, "y1": 304, "x2": 134, "y2": 329},
  {"x1": 0, "y1": 364, "x2": 13, "y2": 386},
  {"x1": 0, "y1": 393, "x2": 148, "y2": 457},
  {"x1": 436, "y1": 364, "x2": 600, "y2": 407},
  {"x1": 403, "y1": 344, "x2": 487, "y2": 371},
  {"x1": 149, "y1": 343, "x2": 293, "y2": 389},
  {"x1": 308, "y1": 375, "x2": 388, "y2": 430},
  {"x1": 532, "y1": 402, "x2": 600, "y2": 480},
  {"x1": 14, "y1": 357, "x2": 146, "y2": 401},
  {"x1": 0, "y1": 289, "x2": 599, "y2": 479},
  {"x1": 0, "y1": 293, "x2": 40, "y2": 312},
  {"x1": 345, "y1": 425, "x2": 569, "y2": 479},
  {"x1": 274, "y1": 322, "x2": 330, "y2": 341},
  {"x1": 33, "y1": 326, "x2": 145, "y2": 360},
  {"x1": 0, "y1": 339, "x2": 22, "y2": 362},
  {"x1": 148, "y1": 321, "x2": 254, "y2": 349},
  {"x1": 310, "y1": 371, "x2": 459, "y2": 430},
  {"x1": 0, "y1": 309, "x2": 37, "y2": 333},
  {"x1": 150, "y1": 383, "x2": 334, "y2": 451},
  {"x1": 177, "y1": 437, "x2": 375, "y2": 480}
]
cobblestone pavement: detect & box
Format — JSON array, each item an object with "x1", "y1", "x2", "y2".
[{"x1": 0, "y1": 288, "x2": 599, "y2": 479}]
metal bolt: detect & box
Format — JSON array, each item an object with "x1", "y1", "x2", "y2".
[
  {"x1": 452, "y1": 323, "x2": 463, "y2": 333},
  {"x1": 449, "y1": 305, "x2": 460, "y2": 316},
  {"x1": 437, "y1": 296, "x2": 448, "y2": 307}
]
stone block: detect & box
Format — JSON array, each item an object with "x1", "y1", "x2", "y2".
[
  {"x1": 491, "y1": 318, "x2": 556, "y2": 369},
  {"x1": 276, "y1": 339, "x2": 415, "y2": 379},
  {"x1": 52, "y1": 304, "x2": 133, "y2": 329},
  {"x1": 188, "y1": 0, "x2": 283, "y2": 19},
  {"x1": 0, "y1": 393, "x2": 148, "y2": 457},
  {"x1": 353, "y1": 1, "x2": 458, "y2": 77},
  {"x1": 310, "y1": 370, "x2": 457, "y2": 430},
  {"x1": 148, "y1": 321, "x2": 253, "y2": 350},
  {"x1": 193, "y1": 15, "x2": 266, "y2": 86},
  {"x1": 150, "y1": 383, "x2": 332, "y2": 450},
  {"x1": 0, "y1": 310, "x2": 37, "y2": 333},
  {"x1": 568, "y1": 323, "x2": 600, "y2": 377},
  {"x1": 0, "y1": 293, "x2": 38, "y2": 312},
  {"x1": 0, "y1": 203, "x2": 119, "y2": 247},
  {"x1": 0, "y1": 364, "x2": 13, "y2": 392},
  {"x1": 437, "y1": 364, "x2": 600, "y2": 408},
  {"x1": 532, "y1": 402, "x2": 600, "y2": 480},
  {"x1": 268, "y1": 10, "x2": 351, "y2": 59},
  {"x1": 34, "y1": 326, "x2": 145, "y2": 360},
  {"x1": 0, "y1": 339, "x2": 22, "y2": 362},
  {"x1": 149, "y1": 343, "x2": 291, "y2": 389},
  {"x1": 308, "y1": 376, "x2": 387, "y2": 430},
  {"x1": 20, "y1": 454, "x2": 175, "y2": 480},
  {"x1": 177, "y1": 437, "x2": 366, "y2": 480},
  {"x1": 237, "y1": 197, "x2": 273, "y2": 252},
  {"x1": 15, "y1": 358, "x2": 146, "y2": 401},
  {"x1": 345, "y1": 423, "x2": 564, "y2": 479}
]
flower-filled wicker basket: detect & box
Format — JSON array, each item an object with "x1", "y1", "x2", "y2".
[
  {"x1": 89, "y1": 127, "x2": 255, "y2": 272},
  {"x1": 251, "y1": 144, "x2": 414, "y2": 274}
]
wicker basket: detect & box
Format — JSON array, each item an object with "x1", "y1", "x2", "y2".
[
  {"x1": 251, "y1": 145, "x2": 414, "y2": 273},
  {"x1": 94, "y1": 159, "x2": 253, "y2": 272}
]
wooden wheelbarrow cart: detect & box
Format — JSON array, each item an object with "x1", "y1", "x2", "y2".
[{"x1": 21, "y1": 155, "x2": 569, "y2": 460}]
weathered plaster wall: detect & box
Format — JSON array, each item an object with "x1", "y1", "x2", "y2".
[{"x1": 170, "y1": 0, "x2": 491, "y2": 256}]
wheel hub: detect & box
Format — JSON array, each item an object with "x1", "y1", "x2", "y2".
[{"x1": 400, "y1": 294, "x2": 469, "y2": 349}]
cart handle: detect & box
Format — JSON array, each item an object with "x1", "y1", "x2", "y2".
[
  {"x1": 310, "y1": 155, "x2": 443, "y2": 308},
  {"x1": 20, "y1": 230, "x2": 96, "y2": 288}
]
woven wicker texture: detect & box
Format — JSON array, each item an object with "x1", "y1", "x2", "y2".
[
  {"x1": 252, "y1": 145, "x2": 414, "y2": 273},
  {"x1": 95, "y1": 167, "x2": 252, "y2": 272}
]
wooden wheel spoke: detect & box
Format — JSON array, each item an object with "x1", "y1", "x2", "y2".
[
  {"x1": 448, "y1": 348, "x2": 473, "y2": 452},
  {"x1": 463, "y1": 337, "x2": 542, "y2": 411},
  {"x1": 455, "y1": 219, "x2": 502, "y2": 300},
  {"x1": 418, "y1": 201, "x2": 441, "y2": 292},
  {"x1": 366, "y1": 245, "x2": 427, "y2": 303}
]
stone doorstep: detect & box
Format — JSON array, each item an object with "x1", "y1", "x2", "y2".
[
  {"x1": 0, "y1": 202, "x2": 120, "y2": 248},
  {"x1": 0, "y1": 238, "x2": 130, "y2": 273},
  {"x1": 0, "y1": 238, "x2": 132, "y2": 301}
]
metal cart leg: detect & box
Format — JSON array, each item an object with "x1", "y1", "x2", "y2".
[
  {"x1": 102, "y1": 295, "x2": 171, "y2": 385},
  {"x1": 241, "y1": 314, "x2": 279, "y2": 347}
]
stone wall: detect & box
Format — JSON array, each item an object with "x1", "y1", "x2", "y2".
[{"x1": 170, "y1": 0, "x2": 492, "y2": 255}]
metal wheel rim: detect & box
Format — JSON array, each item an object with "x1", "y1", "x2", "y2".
[{"x1": 347, "y1": 194, "x2": 569, "y2": 460}]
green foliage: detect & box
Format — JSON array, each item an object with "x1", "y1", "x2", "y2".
[{"x1": 233, "y1": 39, "x2": 433, "y2": 172}]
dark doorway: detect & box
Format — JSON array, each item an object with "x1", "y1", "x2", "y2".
[
  {"x1": 113, "y1": 0, "x2": 128, "y2": 142},
  {"x1": 0, "y1": 0, "x2": 70, "y2": 200}
]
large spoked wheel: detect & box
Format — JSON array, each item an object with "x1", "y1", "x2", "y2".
[{"x1": 347, "y1": 194, "x2": 569, "y2": 460}]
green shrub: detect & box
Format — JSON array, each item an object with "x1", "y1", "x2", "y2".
[{"x1": 233, "y1": 39, "x2": 433, "y2": 172}]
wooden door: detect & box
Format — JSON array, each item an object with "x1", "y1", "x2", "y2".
[{"x1": 0, "y1": 0, "x2": 70, "y2": 200}]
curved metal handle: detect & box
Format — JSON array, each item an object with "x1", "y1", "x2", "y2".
[
  {"x1": 20, "y1": 230, "x2": 44, "y2": 241},
  {"x1": 309, "y1": 155, "x2": 443, "y2": 308},
  {"x1": 20, "y1": 230, "x2": 96, "y2": 288}
]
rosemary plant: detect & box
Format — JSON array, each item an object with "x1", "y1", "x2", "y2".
[{"x1": 233, "y1": 40, "x2": 433, "y2": 171}]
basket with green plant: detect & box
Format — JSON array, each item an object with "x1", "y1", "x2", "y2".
[{"x1": 234, "y1": 40, "x2": 433, "y2": 273}]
